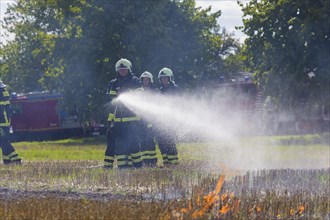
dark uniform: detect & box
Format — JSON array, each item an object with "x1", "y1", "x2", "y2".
[
  {"x1": 104, "y1": 59, "x2": 142, "y2": 169},
  {"x1": 157, "y1": 68, "x2": 180, "y2": 165},
  {"x1": 0, "y1": 81, "x2": 21, "y2": 164},
  {"x1": 137, "y1": 84, "x2": 158, "y2": 167}
]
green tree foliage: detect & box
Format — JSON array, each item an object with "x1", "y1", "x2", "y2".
[
  {"x1": 240, "y1": 0, "x2": 330, "y2": 110},
  {"x1": 222, "y1": 43, "x2": 245, "y2": 79},
  {"x1": 0, "y1": 0, "x2": 238, "y2": 124}
]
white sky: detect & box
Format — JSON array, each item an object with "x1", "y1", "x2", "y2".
[
  {"x1": 195, "y1": 0, "x2": 249, "y2": 42},
  {"x1": 0, "y1": 0, "x2": 249, "y2": 44},
  {"x1": 0, "y1": 0, "x2": 13, "y2": 44}
]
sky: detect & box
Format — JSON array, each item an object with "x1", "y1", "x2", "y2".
[
  {"x1": 195, "y1": 0, "x2": 249, "y2": 42},
  {"x1": 0, "y1": 0, "x2": 249, "y2": 44}
]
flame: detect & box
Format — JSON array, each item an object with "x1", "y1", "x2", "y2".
[
  {"x1": 203, "y1": 192, "x2": 219, "y2": 210},
  {"x1": 229, "y1": 192, "x2": 234, "y2": 199},
  {"x1": 298, "y1": 205, "x2": 305, "y2": 214},
  {"x1": 219, "y1": 203, "x2": 230, "y2": 214},
  {"x1": 290, "y1": 208, "x2": 295, "y2": 215},
  {"x1": 192, "y1": 209, "x2": 205, "y2": 218},
  {"x1": 191, "y1": 175, "x2": 225, "y2": 219},
  {"x1": 215, "y1": 175, "x2": 225, "y2": 194},
  {"x1": 256, "y1": 206, "x2": 262, "y2": 212},
  {"x1": 180, "y1": 208, "x2": 189, "y2": 213},
  {"x1": 221, "y1": 192, "x2": 228, "y2": 202},
  {"x1": 176, "y1": 175, "x2": 241, "y2": 219},
  {"x1": 290, "y1": 205, "x2": 305, "y2": 216}
]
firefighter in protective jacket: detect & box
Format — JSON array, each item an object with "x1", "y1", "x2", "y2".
[
  {"x1": 137, "y1": 71, "x2": 158, "y2": 167},
  {"x1": 0, "y1": 80, "x2": 21, "y2": 165},
  {"x1": 157, "y1": 67, "x2": 180, "y2": 165},
  {"x1": 104, "y1": 58, "x2": 142, "y2": 169}
]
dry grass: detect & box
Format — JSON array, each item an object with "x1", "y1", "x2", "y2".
[
  {"x1": 0, "y1": 161, "x2": 329, "y2": 219},
  {"x1": 1, "y1": 136, "x2": 329, "y2": 219}
]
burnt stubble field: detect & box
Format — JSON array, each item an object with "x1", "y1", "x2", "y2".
[{"x1": 0, "y1": 136, "x2": 329, "y2": 219}]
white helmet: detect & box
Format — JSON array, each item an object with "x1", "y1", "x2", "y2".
[
  {"x1": 140, "y1": 71, "x2": 154, "y2": 83},
  {"x1": 115, "y1": 58, "x2": 132, "y2": 72},
  {"x1": 0, "y1": 79, "x2": 5, "y2": 88},
  {"x1": 158, "y1": 67, "x2": 174, "y2": 81}
]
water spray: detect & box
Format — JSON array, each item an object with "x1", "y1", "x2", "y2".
[
  {"x1": 114, "y1": 91, "x2": 329, "y2": 170},
  {"x1": 117, "y1": 92, "x2": 242, "y2": 142},
  {"x1": 115, "y1": 91, "x2": 255, "y2": 169}
]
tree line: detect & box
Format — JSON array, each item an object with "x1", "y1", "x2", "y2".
[
  {"x1": 240, "y1": 0, "x2": 329, "y2": 115},
  {"x1": 0, "y1": 0, "x2": 329, "y2": 125}
]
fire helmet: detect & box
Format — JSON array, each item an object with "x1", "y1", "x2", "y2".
[
  {"x1": 115, "y1": 58, "x2": 132, "y2": 72},
  {"x1": 140, "y1": 71, "x2": 154, "y2": 83},
  {"x1": 158, "y1": 68, "x2": 173, "y2": 81},
  {"x1": 0, "y1": 79, "x2": 5, "y2": 88}
]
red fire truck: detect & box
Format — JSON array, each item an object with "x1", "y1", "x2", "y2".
[{"x1": 9, "y1": 91, "x2": 102, "y2": 141}]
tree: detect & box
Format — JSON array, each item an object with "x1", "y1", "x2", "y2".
[
  {"x1": 0, "y1": 0, "x2": 239, "y2": 124},
  {"x1": 240, "y1": 0, "x2": 330, "y2": 111}
]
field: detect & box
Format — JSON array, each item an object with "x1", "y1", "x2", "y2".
[{"x1": 0, "y1": 134, "x2": 329, "y2": 219}]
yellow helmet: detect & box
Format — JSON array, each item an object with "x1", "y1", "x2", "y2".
[
  {"x1": 140, "y1": 71, "x2": 154, "y2": 83},
  {"x1": 115, "y1": 58, "x2": 132, "y2": 72}
]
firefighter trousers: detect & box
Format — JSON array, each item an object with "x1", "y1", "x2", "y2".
[
  {"x1": 104, "y1": 121, "x2": 142, "y2": 169},
  {"x1": 157, "y1": 134, "x2": 179, "y2": 165},
  {"x1": 104, "y1": 125, "x2": 116, "y2": 168},
  {"x1": 0, "y1": 127, "x2": 21, "y2": 164},
  {"x1": 140, "y1": 123, "x2": 157, "y2": 167}
]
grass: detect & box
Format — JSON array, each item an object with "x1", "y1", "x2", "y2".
[
  {"x1": 0, "y1": 134, "x2": 329, "y2": 219},
  {"x1": 13, "y1": 134, "x2": 329, "y2": 163},
  {"x1": 13, "y1": 137, "x2": 106, "y2": 161}
]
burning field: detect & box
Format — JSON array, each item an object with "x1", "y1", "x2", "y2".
[{"x1": 0, "y1": 136, "x2": 329, "y2": 219}]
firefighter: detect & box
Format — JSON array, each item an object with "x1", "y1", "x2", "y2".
[
  {"x1": 0, "y1": 79, "x2": 21, "y2": 165},
  {"x1": 104, "y1": 58, "x2": 142, "y2": 169},
  {"x1": 137, "y1": 71, "x2": 158, "y2": 167},
  {"x1": 157, "y1": 67, "x2": 180, "y2": 166}
]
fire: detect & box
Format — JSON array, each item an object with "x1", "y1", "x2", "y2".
[
  {"x1": 215, "y1": 175, "x2": 225, "y2": 194},
  {"x1": 290, "y1": 205, "x2": 305, "y2": 216},
  {"x1": 256, "y1": 206, "x2": 262, "y2": 212},
  {"x1": 221, "y1": 192, "x2": 228, "y2": 202},
  {"x1": 219, "y1": 203, "x2": 230, "y2": 214},
  {"x1": 298, "y1": 205, "x2": 305, "y2": 214},
  {"x1": 192, "y1": 209, "x2": 205, "y2": 218},
  {"x1": 173, "y1": 175, "x2": 241, "y2": 219}
]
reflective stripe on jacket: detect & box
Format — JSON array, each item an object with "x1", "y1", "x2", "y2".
[
  {"x1": 106, "y1": 73, "x2": 141, "y2": 122},
  {"x1": 0, "y1": 88, "x2": 11, "y2": 127}
]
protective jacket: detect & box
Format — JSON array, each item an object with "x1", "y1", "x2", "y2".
[
  {"x1": 107, "y1": 73, "x2": 141, "y2": 122},
  {"x1": 104, "y1": 73, "x2": 142, "y2": 169},
  {"x1": 159, "y1": 81, "x2": 180, "y2": 95}
]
